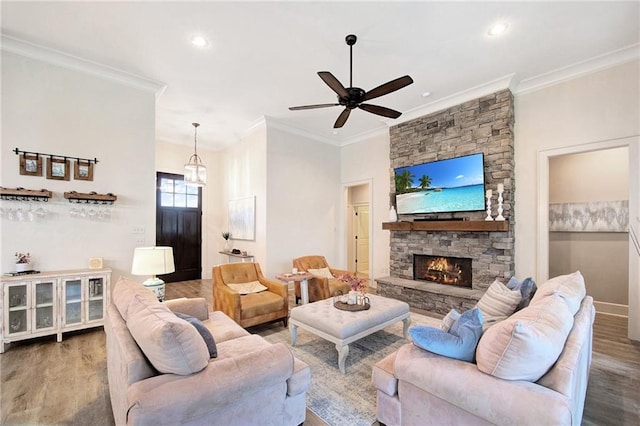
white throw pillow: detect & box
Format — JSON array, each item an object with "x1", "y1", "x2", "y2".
[
  {"x1": 476, "y1": 279, "x2": 522, "y2": 319},
  {"x1": 307, "y1": 267, "x2": 334, "y2": 279},
  {"x1": 440, "y1": 309, "x2": 461, "y2": 332},
  {"x1": 530, "y1": 271, "x2": 586, "y2": 315},
  {"x1": 227, "y1": 281, "x2": 268, "y2": 294},
  {"x1": 476, "y1": 293, "x2": 574, "y2": 381}
]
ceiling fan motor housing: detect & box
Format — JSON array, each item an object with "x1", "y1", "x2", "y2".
[{"x1": 340, "y1": 87, "x2": 365, "y2": 108}]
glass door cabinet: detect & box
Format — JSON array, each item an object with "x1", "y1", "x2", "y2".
[{"x1": 1, "y1": 269, "x2": 110, "y2": 353}]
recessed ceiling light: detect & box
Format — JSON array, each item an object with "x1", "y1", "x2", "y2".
[
  {"x1": 422, "y1": 92, "x2": 431, "y2": 98},
  {"x1": 190, "y1": 35, "x2": 209, "y2": 48},
  {"x1": 488, "y1": 22, "x2": 509, "y2": 37}
]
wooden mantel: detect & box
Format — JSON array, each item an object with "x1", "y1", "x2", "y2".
[{"x1": 382, "y1": 220, "x2": 509, "y2": 232}]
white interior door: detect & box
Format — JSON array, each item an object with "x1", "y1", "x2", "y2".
[{"x1": 354, "y1": 205, "x2": 369, "y2": 276}]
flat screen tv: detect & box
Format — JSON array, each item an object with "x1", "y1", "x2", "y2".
[{"x1": 394, "y1": 153, "x2": 485, "y2": 215}]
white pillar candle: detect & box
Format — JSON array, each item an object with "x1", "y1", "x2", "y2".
[
  {"x1": 486, "y1": 189, "x2": 492, "y2": 198},
  {"x1": 497, "y1": 183, "x2": 504, "y2": 192}
]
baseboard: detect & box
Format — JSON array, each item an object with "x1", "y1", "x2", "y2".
[{"x1": 593, "y1": 301, "x2": 628, "y2": 317}]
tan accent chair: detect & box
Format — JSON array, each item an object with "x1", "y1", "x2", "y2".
[
  {"x1": 292, "y1": 255, "x2": 351, "y2": 303},
  {"x1": 213, "y1": 262, "x2": 289, "y2": 328}
]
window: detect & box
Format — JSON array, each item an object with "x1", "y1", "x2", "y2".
[{"x1": 159, "y1": 177, "x2": 199, "y2": 208}]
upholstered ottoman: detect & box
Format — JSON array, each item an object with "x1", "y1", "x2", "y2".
[{"x1": 289, "y1": 294, "x2": 410, "y2": 373}]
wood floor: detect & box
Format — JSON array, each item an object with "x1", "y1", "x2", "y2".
[{"x1": 1, "y1": 279, "x2": 638, "y2": 425}]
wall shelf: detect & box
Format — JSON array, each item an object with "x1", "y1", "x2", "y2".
[
  {"x1": 64, "y1": 191, "x2": 117, "y2": 204},
  {"x1": 382, "y1": 220, "x2": 509, "y2": 232},
  {"x1": 0, "y1": 187, "x2": 52, "y2": 202}
]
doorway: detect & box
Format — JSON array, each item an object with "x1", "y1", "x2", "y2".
[
  {"x1": 156, "y1": 172, "x2": 202, "y2": 282},
  {"x1": 353, "y1": 204, "x2": 370, "y2": 276},
  {"x1": 538, "y1": 136, "x2": 639, "y2": 340},
  {"x1": 346, "y1": 182, "x2": 371, "y2": 277}
]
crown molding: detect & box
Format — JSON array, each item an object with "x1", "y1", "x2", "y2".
[
  {"x1": 341, "y1": 126, "x2": 389, "y2": 146},
  {"x1": 1, "y1": 34, "x2": 167, "y2": 96},
  {"x1": 514, "y1": 43, "x2": 640, "y2": 95},
  {"x1": 264, "y1": 117, "x2": 341, "y2": 146},
  {"x1": 392, "y1": 74, "x2": 516, "y2": 126}
]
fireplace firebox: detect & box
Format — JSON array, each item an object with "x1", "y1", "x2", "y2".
[{"x1": 413, "y1": 254, "x2": 473, "y2": 288}]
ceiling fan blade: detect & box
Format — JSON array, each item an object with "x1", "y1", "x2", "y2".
[
  {"x1": 359, "y1": 104, "x2": 403, "y2": 119},
  {"x1": 318, "y1": 71, "x2": 349, "y2": 98},
  {"x1": 334, "y1": 108, "x2": 351, "y2": 128},
  {"x1": 289, "y1": 103, "x2": 340, "y2": 111},
  {"x1": 363, "y1": 75, "x2": 414, "y2": 101}
]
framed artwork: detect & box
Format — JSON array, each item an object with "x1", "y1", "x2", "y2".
[
  {"x1": 46, "y1": 158, "x2": 70, "y2": 181},
  {"x1": 228, "y1": 196, "x2": 256, "y2": 241},
  {"x1": 19, "y1": 154, "x2": 43, "y2": 176},
  {"x1": 74, "y1": 160, "x2": 94, "y2": 181}
]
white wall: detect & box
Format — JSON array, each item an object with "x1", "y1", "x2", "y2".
[
  {"x1": 155, "y1": 140, "x2": 220, "y2": 279},
  {"x1": 515, "y1": 60, "x2": 640, "y2": 279},
  {"x1": 265, "y1": 123, "x2": 341, "y2": 276},
  {"x1": 1, "y1": 51, "x2": 158, "y2": 280},
  {"x1": 219, "y1": 123, "x2": 268, "y2": 270},
  {"x1": 340, "y1": 131, "x2": 391, "y2": 280}
]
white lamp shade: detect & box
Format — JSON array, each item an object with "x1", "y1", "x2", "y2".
[{"x1": 131, "y1": 247, "x2": 175, "y2": 276}]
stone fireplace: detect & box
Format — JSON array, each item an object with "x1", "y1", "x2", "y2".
[
  {"x1": 413, "y1": 254, "x2": 473, "y2": 288},
  {"x1": 376, "y1": 89, "x2": 516, "y2": 315}
]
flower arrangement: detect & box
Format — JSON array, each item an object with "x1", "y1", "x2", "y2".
[
  {"x1": 15, "y1": 252, "x2": 31, "y2": 264},
  {"x1": 222, "y1": 232, "x2": 230, "y2": 240},
  {"x1": 339, "y1": 273, "x2": 368, "y2": 293}
]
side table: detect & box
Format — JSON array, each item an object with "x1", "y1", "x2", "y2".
[{"x1": 276, "y1": 272, "x2": 314, "y2": 304}]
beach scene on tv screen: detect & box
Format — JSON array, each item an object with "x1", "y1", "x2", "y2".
[{"x1": 395, "y1": 154, "x2": 485, "y2": 214}]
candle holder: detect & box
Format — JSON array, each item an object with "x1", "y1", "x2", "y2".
[
  {"x1": 485, "y1": 190, "x2": 494, "y2": 221},
  {"x1": 496, "y1": 185, "x2": 505, "y2": 221}
]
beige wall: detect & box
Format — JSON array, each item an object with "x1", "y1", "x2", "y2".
[
  {"x1": 340, "y1": 131, "x2": 391, "y2": 280},
  {"x1": 548, "y1": 148, "x2": 629, "y2": 305},
  {"x1": 549, "y1": 148, "x2": 628, "y2": 202},
  {"x1": 265, "y1": 123, "x2": 341, "y2": 276},
  {"x1": 1, "y1": 51, "x2": 158, "y2": 280},
  {"x1": 515, "y1": 60, "x2": 640, "y2": 279}
]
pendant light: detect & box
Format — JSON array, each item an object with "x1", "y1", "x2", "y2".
[{"x1": 184, "y1": 122, "x2": 206, "y2": 186}]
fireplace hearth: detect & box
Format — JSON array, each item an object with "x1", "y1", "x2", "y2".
[{"x1": 413, "y1": 254, "x2": 473, "y2": 288}]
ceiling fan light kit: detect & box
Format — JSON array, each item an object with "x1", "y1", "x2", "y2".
[{"x1": 289, "y1": 34, "x2": 414, "y2": 128}]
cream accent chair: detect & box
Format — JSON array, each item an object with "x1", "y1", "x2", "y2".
[
  {"x1": 213, "y1": 262, "x2": 289, "y2": 328},
  {"x1": 292, "y1": 255, "x2": 351, "y2": 303}
]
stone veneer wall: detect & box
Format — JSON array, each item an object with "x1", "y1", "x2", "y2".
[{"x1": 379, "y1": 89, "x2": 515, "y2": 314}]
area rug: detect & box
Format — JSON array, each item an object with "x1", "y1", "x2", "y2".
[{"x1": 251, "y1": 312, "x2": 440, "y2": 426}]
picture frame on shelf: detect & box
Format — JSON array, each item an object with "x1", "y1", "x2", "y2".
[
  {"x1": 19, "y1": 154, "x2": 43, "y2": 177},
  {"x1": 74, "y1": 160, "x2": 94, "y2": 181},
  {"x1": 46, "y1": 157, "x2": 70, "y2": 181}
]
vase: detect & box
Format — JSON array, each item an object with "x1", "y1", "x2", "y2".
[
  {"x1": 389, "y1": 206, "x2": 398, "y2": 222},
  {"x1": 347, "y1": 290, "x2": 358, "y2": 305},
  {"x1": 223, "y1": 240, "x2": 232, "y2": 252},
  {"x1": 15, "y1": 263, "x2": 31, "y2": 272}
]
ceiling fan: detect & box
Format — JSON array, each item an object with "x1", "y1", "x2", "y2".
[{"x1": 289, "y1": 34, "x2": 414, "y2": 129}]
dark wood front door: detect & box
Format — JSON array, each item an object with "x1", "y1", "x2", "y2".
[{"x1": 156, "y1": 172, "x2": 202, "y2": 282}]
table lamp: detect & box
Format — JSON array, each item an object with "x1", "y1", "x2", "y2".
[{"x1": 131, "y1": 246, "x2": 175, "y2": 301}]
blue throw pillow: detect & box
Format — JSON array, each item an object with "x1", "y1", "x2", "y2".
[
  {"x1": 507, "y1": 277, "x2": 537, "y2": 311},
  {"x1": 175, "y1": 312, "x2": 217, "y2": 358},
  {"x1": 409, "y1": 307, "x2": 483, "y2": 362}
]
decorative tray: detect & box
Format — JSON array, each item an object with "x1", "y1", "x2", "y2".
[{"x1": 334, "y1": 298, "x2": 370, "y2": 311}]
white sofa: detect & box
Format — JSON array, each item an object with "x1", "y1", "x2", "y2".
[
  {"x1": 373, "y1": 272, "x2": 595, "y2": 425},
  {"x1": 105, "y1": 276, "x2": 311, "y2": 425}
]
